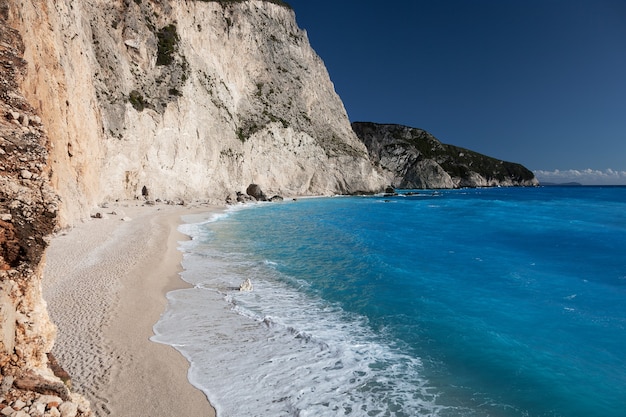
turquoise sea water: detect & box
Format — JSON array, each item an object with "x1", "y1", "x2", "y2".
[{"x1": 152, "y1": 186, "x2": 626, "y2": 417}]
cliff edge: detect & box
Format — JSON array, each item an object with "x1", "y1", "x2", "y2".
[{"x1": 12, "y1": 0, "x2": 386, "y2": 226}]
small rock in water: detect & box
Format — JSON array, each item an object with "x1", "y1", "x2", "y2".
[{"x1": 239, "y1": 278, "x2": 253, "y2": 292}]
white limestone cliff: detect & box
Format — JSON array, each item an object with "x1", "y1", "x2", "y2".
[{"x1": 10, "y1": 0, "x2": 386, "y2": 226}]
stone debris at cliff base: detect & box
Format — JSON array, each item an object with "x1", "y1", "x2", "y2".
[{"x1": 0, "y1": 390, "x2": 88, "y2": 417}]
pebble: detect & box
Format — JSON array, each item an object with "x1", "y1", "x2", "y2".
[
  {"x1": 58, "y1": 402, "x2": 78, "y2": 417},
  {"x1": 33, "y1": 395, "x2": 62, "y2": 409},
  {"x1": 12, "y1": 400, "x2": 25, "y2": 411},
  {"x1": 20, "y1": 170, "x2": 33, "y2": 179},
  {"x1": 32, "y1": 402, "x2": 46, "y2": 415},
  {"x1": 0, "y1": 214, "x2": 12, "y2": 221}
]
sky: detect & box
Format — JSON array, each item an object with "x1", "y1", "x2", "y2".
[{"x1": 286, "y1": 0, "x2": 626, "y2": 184}]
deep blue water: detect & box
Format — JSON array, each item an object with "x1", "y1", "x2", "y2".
[{"x1": 153, "y1": 186, "x2": 626, "y2": 417}]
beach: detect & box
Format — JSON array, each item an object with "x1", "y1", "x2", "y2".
[{"x1": 42, "y1": 202, "x2": 219, "y2": 417}]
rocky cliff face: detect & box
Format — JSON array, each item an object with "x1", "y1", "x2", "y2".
[
  {"x1": 353, "y1": 122, "x2": 538, "y2": 189},
  {"x1": 0, "y1": 7, "x2": 90, "y2": 414},
  {"x1": 10, "y1": 0, "x2": 386, "y2": 226}
]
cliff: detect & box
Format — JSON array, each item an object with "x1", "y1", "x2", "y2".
[
  {"x1": 0, "y1": 7, "x2": 90, "y2": 414},
  {"x1": 12, "y1": 0, "x2": 386, "y2": 226},
  {"x1": 352, "y1": 122, "x2": 538, "y2": 189}
]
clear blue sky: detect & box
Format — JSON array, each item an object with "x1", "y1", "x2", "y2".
[{"x1": 286, "y1": 0, "x2": 626, "y2": 184}]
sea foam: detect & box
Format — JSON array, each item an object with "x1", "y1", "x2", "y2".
[{"x1": 153, "y1": 236, "x2": 449, "y2": 416}]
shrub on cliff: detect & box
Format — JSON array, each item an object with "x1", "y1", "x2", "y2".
[{"x1": 156, "y1": 24, "x2": 179, "y2": 66}]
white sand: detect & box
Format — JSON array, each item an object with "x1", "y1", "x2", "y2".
[{"x1": 42, "y1": 202, "x2": 219, "y2": 417}]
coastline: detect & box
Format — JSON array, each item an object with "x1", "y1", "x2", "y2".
[{"x1": 42, "y1": 202, "x2": 220, "y2": 417}]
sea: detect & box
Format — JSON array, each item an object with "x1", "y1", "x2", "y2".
[{"x1": 151, "y1": 186, "x2": 626, "y2": 417}]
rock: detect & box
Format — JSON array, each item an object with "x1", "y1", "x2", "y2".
[
  {"x1": 246, "y1": 184, "x2": 267, "y2": 201},
  {"x1": 269, "y1": 195, "x2": 283, "y2": 202},
  {"x1": 352, "y1": 122, "x2": 538, "y2": 188},
  {"x1": 31, "y1": 401, "x2": 46, "y2": 415},
  {"x1": 47, "y1": 353, "x2": 71, "y2": 388},
  {"x1": 0, "y1": 406, "x2": 14, "y2": 416},
  {"x1": 12, "y1": 400, "x2": 25, "y2": 410},
  {"x1": 17, "y1": 114, "x2": 28, "y2": 127},
  {"x1": 19, "y1": 170, "x2": 33, "y2": 180},
  {"x1": 91, "y1": 212, "x2": 102, "y2": 219},
  {"x1": 236, "y1": 191, "x2": 254, "y2": 203},
  {"x1": 58, "y1": 402, "x2": 78, "y2": 417},
  {"x1": 0, "y1": 376, "x2": 13, "y2": 394},
  {"x1": 14, "y1": 410, "x2": 29, "y2": 417},
  {"x1": 33, "y1": 395, "x2": 63, "y2": 410},
  {"x1": 124, "y1": 39, "x2": 140, "y2": 49},
  {"x1": 13, "y1": 372, "x2": 70, "y2": 401},
  {"x1": 121, "y1": 217, "x2": 132, "y2": 222},
  {"x1": 239, "y1": 278, "x2": 253, "y2": 292},
  {"x1": 0, "y1": 214, "x2": 12, "y2": 222}
]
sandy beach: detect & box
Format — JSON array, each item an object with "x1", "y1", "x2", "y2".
[{"x1": 42, "y1": 202, "x2": 219, "y2": 417}]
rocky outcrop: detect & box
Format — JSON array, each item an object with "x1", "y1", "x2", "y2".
[
  {"x1": 246, "y1": 183, "x2": 268, "y2": 201},
  {"x1": 0, "y1": 9, "x2": 91, "y2": 415},
  {"x1": 352, "y1": 122, "x2": 538, "y2": 188}
]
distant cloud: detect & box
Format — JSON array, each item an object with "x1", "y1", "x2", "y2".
[{"x1": 533, "y1": 168, "x2": 626, "y2": 185}]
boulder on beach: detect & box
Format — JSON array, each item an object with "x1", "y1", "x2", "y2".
[{"x1": 246, "y1": 184, "x2": 267, "y2": 201}]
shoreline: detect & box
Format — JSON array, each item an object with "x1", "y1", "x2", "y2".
[{"x1": 42, "y1": 202, "x2": 221, "y2": 417}]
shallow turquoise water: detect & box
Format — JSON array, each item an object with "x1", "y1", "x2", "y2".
[{"x1": 153, "y1": 187, "x2": 626, "y2": 416}]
